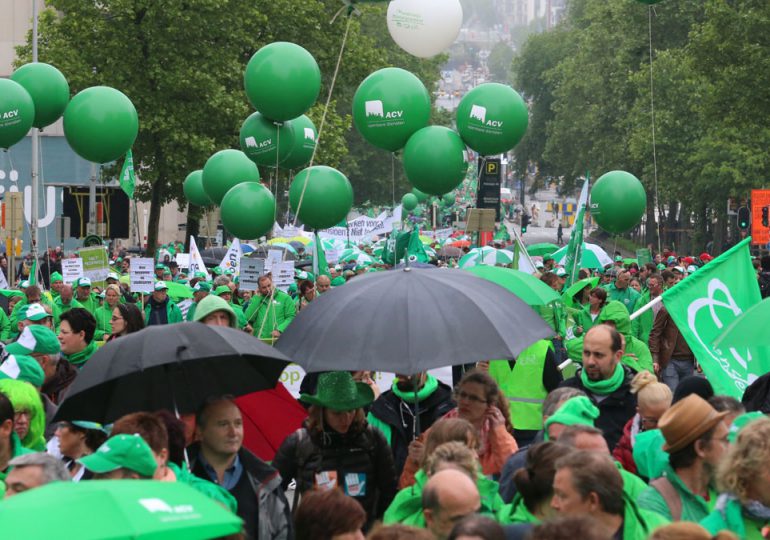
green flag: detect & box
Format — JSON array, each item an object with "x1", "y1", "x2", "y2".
[
  {"x1": 563, "y1": 176, "x2": 589, "y2": 288},
  {"x1": 312, "y1": 232, "x2": 330, "y2": 278},
  {"x1": 406, "y1": 228, "x2": 429, "y2": 263},
  {"x1": 381, "y1": 230, "x2": 397, "y2": 266},
  {"x1": 661, "y1": 237, "x2": 763, "y2": 397},
  {"x1": 119, "y1": 149, "x2": 135, "y2": 199},
  {"x1": 28, "y1": 258, "x2": 37, "y2": 287}
]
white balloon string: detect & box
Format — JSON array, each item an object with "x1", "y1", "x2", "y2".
[
  {"x1": 391, "y1": 153, "x2": 396, "y2": 208},
  {"x1": 649, "y1": 6, "x2": 661, "y2": 254},
  {"x1": 291, "y1": 13, "x2": 353, "y2": 228}
]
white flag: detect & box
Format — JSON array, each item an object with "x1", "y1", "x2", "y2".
[
  {"x1": 218, "y1": 238, "x2": 243, "y2": 277},
  {"x1": 188, "y1": 236, "x2": 211, "y2": 281}
]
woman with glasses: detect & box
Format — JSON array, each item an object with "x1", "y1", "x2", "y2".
[
  {"x1": 106, "y1": 302, "x2": 145, "y2": 341},
  {"x1": 94, "y1": 284, "x2": 122, "y2": 341}
]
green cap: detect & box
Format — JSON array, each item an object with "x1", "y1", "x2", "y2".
[
  {"x1": 22, "y1": 303, "x2": 52, "y2": 322},
  {"x1": 79, "y1": 434, "x2": 157, "y2": 478},
  {"x1": 50, "y1": 272, "x2": 63, "y2": 283},
  {"x1": 213, "y1": 285, "x2": 231, "y2": 296},
  {"x1": 728, "y1": 412, "x2": 766, "y2": 443},
  {"x1": 193, "y1": 281, "x2": 211, "y2": 292},
  {"x1": 331, "y1": 276, "x2": 346, "y2": 287},
  {"x1": 194, "y1": 271, "x2": 208, "y2": 279},
  {"x1": 544, "y1": 396, "x2": 600, "y2": 437},
  {"x1": 6, "y1": 325, "x2": 61, "y2": 356},
  {"x1": 155, "y1": 263, "x2": 165, "y2": 270},
  {"x1": 0, "y1": 354, "x2": 45, "y2": 387}
]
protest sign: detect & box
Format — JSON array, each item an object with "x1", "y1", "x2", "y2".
[
  {"x1": 266, "y1": 250, "x2": 283, "y2": 270},
  {"x1": 271, "y1": 261, "x2": 294, "y2": 291},
  {"x1": 130, "y1": 258, "x2": 155, "y2": 294},
  {"x1": 61, "y1": 258, "x2": 84, "y2": 284},
  {"x1": 325, "y1": 249, "x2": 339, "y2": 265},
  {"x1": 79, "y1": 247, "x2": 109, "y2": 287},
  {"x1": 240, "y1": 258, "x2": 265, "y2": 291},
  {"x1": 218, "y1": 239, "x2": 242, "y2": 276},
  {"x1": 175, "y1": 253, "x2": 190, "y2": 270},
  {"x1": 635, "y1": 248, "x2": 652, "y2": 266}
]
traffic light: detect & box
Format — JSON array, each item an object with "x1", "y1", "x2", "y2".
[
  {"x1": 737, "y1": 207, "x2": 751, "y2": 230},
  {"x1": 521, "y1": 214, "x2": 530, "y2": 234},
  {"x1": 763, "y1": 206, "x2": 769, "y2": 227}
]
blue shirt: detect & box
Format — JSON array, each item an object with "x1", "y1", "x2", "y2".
[{"x1": 198, "y1": 452, "x2": 243, "y2": 491}]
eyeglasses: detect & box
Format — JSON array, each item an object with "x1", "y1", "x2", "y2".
[
  {"x1": 111, "y1": 316, "x2": 124, "y2": 322},
  {"x1": 453, "y1": 390, "x2": 487, "y2": 405}
]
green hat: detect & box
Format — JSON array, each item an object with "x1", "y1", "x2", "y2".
[
  {"x1": 194, "y1": 271, "x2": 208, "y2": 279},
  {"x1": 22, "y1": 303, "x2": 52, "y2": 322},
  {"x1": 76, "y1": 277, "x2": 92, "y2": 287},
  {"x1": 115, "y1": 257, "x2": 123, "y2": 263},
  {"x1": 155, "y1": 263, "x2": 165, "y2": 270},
  {"x1": 79, "y1": 434, "x2": 157, "y2": 478},
  {"x1": 728, "y1": 412, "x2": 766, "y2": 443},
  {"x1": 0, "y1": 354, "x2": 45, "y2": 387},
  {"x1": 213, "y1": 285, "x2": 231, "y2": 296},
  {"x1": 193, "y1": 295, "x2": 236, "y2": 328},
  {"x1": 554, "y1": 267, "x2": 567, "y2": 277},
  {"x1": 299, "y1": 372, "x2": 374, "y2": 411},
  {"x1": 50, "y1": 272, "x2": 63, "y2": 283},
  {"x1": 331, "y1": 276, "x2": 346, "y2": 287},
  {"x1": 287, "y1": 282, "x2": 298, "y2": 295},
  {"x1": 614, "y1": 255, "x2": 623, "y2": 262},
  {"x1": 544, "y1": 396, "x2": 600, "y2": 436},
  {"x1": 211, "y1": 267, "x2": 223, "y2": 276},
  {"x1": 6, "y1": 325, "x2": 61, "y2": 356},
  {"x1": 193, "y1": 281, "x2": 211, "y2": 292},
  {"x1": 154, "y1": 281, "x2": 169, "y2": 291},
  {"x1": 19, "y1": 280, "x2": 30, "y2": 289}
]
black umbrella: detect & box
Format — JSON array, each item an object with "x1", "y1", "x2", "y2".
[
  {"x1": 437, "y1": 246, "x2": 463, "y2": 258},
  {"x1": 55, "y1": 324, "x2": 291, "y2": 424},
  {"x1": 276, "y1": 267, "x2": 553, "y2": 375},
  {"x1": 248, "y1": 246, "x2": 298, "y2": 261}
]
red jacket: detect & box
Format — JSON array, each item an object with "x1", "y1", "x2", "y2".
[{"x1": 613, "y1": 414, "x2": 640, "y2": 475}]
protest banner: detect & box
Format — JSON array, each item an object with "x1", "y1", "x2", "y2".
[
  {"x1": 636, "y1": 248, "x2": 652, "y2": 266},
  {"x1": 61, "y1": 258, "x2": 84, "y2": 284},
  {"x1": 175, "y1": 253, "x2": 190, "y2": 270},
  {"x1": 218, "y1": 239, "x2": 242, "y2": 276},
  {"x1": 240, "y1": 258, "x2": 265, "y2": 291},
  {"x1": 271, "y1": 261, "x2": 294, "y2": 291},
  {"x1": 130, "y1": 258, "x2": 155, "y2": 294},
  {"x1": 189, "y1": 236, "x2": 211, "y2": 280},
  {"x1": 266, "y1": 250, "x2": 283, "y2": 270},
  {"x1": 79, "y1": 247, "x2": 109, "y2": 287}
]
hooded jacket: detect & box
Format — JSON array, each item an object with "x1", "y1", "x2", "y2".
[
  {"x1": 192, "y1": 295, "x2": 237, "y2": 327},
  {"x1": 144, "y1": 295, "x2": 183, "y2": 326}
]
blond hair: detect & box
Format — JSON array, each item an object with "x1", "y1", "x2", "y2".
[
  {"x1": 717, "y1": 416, "x2": 770, "y2": 502},
  {"x1": 649, "y1": 522, "x2": 737, "y2": 540},
  {"x1": 423, "y1": 441, "x2": 479, "y2": 483},
  {"x1": 631, "y1": 370, "x2": 672, "y2": 410}
]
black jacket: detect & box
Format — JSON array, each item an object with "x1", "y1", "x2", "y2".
[
  {"x1": 188, "y1": 443, "x2": 292, "y2": 540},
  {"x1": 742, "y1": 372, "x2": 770, "y2": 414},
  {"x1": 559, "y1": 365, "x2": 637, "y2": 451},
  {"x1": 272, "y1": 423, "x2": 397, "y2": 527},
  {"x1": 367, "y1": 380, "x2": 455, "y2": 475}
]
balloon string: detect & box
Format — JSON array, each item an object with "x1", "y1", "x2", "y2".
[
  {"x1": 648, "y1": 6, "x2": 662, "y2": 254},
  {"x1": 391, "y1": 153, "x2": 396, "y2": 208},
  {"x1": 292, "y1": 13, "x2": 353, "y2": 228}
]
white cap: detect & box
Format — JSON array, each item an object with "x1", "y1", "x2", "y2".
[
  {"x1": 77, "y1": 277, "x2": 92, "y2": 287},
  {"x1": 154, "y1": 281, "x2": 168, "y2": 291}
]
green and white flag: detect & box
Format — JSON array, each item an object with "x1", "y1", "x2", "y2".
[
  {"x1": 563, "y1": 176, "x2": 589, "y2": 288},
  {"x1": 661, "y1": 237, "x2": 764, "y2": 397},
  {"x1": 119, "y1": 149, "x2": 135, "y2": 199},
  {"x1": 312, "y1": 231, "x2": 330, "y2": 278}
]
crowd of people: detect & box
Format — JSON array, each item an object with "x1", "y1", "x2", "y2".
[{"x1": 0, "y1": 240, "x2": 769, "y2": 540}]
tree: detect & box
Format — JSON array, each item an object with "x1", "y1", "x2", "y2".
[{"x1": 487, "y1": 42, "x2": 514, "y2": 83}]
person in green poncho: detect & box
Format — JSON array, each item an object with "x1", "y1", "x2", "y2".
[
  {"x1": 58, "y1": 308, "x2": 98, "y2": 369},
  {"x1": 552, "y1": 450, "x2": 659, "y2": 539}
]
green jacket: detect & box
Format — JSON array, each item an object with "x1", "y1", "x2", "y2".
[
  {"x1": 0, "y1": 432, "x2": 35, "y2": 490},
  {"x1": 244, "y1": 289, "x2": 296, "y2": 339},
  {"x1": 534, "y1": 302, "x2": 566, "y2": 337},
  {"x1": 630, "y1": 291, "x2": 654, "y2": 344},
  {"x1": 64, "y1": 340, "x2": 98, "y2": 369},
  {"x1": 144, "y1": 299, "x2": 184, "y2": 326},
  {"x1": 572, "y1": 304, "x2": 603, "y2": 337},
  {"x1": 633, "y1": 429, "x2": 668, "y2": 481},
  {"x1": 622, "y1": 493, "x2": 668, "y2": 540},
  {"x1": 638, "y1": 465, "x2": 717, "y2": 522},
  {"x1": 604, "y1": 282, "x2": 641, "y2": 314},
  {"x1": 499, "y1": 493, "x2": 540, "y2": 525},
  {"x1": 702, "y1": 494, "x2": 768, "y2": 539},
  {"x1": 75, "y1": 293, "x2": 100, "y2": 316},
  {"x1": 619, "y1": 462, "x2": 648, "y2": 500},
  {"x1": 0, "y1": 308, "x2": 10, "y2": 342},
  {"x1": 230, "y1": 302, "x2": 247, "y2": 330},
  {"x1": 383, "y1": 469, "x2": 505, "y2": 526},
  {"x1": 94, "y1": 303, "x2": 117, "y2": 341}
]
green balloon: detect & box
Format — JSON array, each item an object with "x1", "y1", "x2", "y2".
[
  {"x1": 282, "y1": 115, "x2": 317, "y2": 170},
  {"x1": 352, "y1": 68, "x2": 431, "y2": 152},
  {"x1": 590, "y1": 170, "x2": 647, "y2": 234},
  {"x1": 183, "y1": 170, "x2": 212, "y2": 207},
  {"x1": 239, "y1": 112, "x2": 296, "y2": 167},
  {"x1": 201, "y1": 149, "x2": 260, "y2": 205},
  {"x1": 0, "y1": 79, "x2": 35, "y2": 149},
  {"x1": 403, "y1": 126, "x2": 468, "y2": 196},
  {"x1": 411, "y1": 187, "x2": 429, "y2": 202},
  {"x1": 402, "y1": 193, "x2": 418, "y2": 211},
  {"x1": 442, "y1": 192, "x2": 455, "y2": 206},
  {"x1": 244, "y1": 42, "x2": 321, "y2": 122},
  {"x1": 413, "y1": 207, "x2": 424, "y2": 217},
  {"x1": 11, "y1": 63, "x2": 69, "y2": 128},
  {"x1": 289, "y1": 166, "x2": 353, "y2": 230},
  {"x1": 221, "y1": 182, "x2": 276, "y2": 239},
  {"x1": 456, "y1": 83, "x2": 528, "y2": 156},
  {"x1": 63, "y1": 86, "x2": 138, "y2": 163}
]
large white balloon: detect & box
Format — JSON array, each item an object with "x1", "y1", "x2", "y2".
[{"x1": 387, "y1": 0, "x2": 463, "y2": 58}]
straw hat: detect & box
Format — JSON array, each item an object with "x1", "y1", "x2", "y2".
[{"x1": 658, "y1": 394, "x2": 728, "y2": 452}]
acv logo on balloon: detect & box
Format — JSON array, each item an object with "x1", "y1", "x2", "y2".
[
  {"x1": 1, "y1": 109, "x2": 21, "y2": 120},
  {"x1": 244, "y1": 136, "x2": 272, "y2": 149},
  {"x1": 469, "y1": 105, "x2": 504, "y2": 132},
  {"x1": 364, "y1": 100, "x2": 405, "y2": 122}
]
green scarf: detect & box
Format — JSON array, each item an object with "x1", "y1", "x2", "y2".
[
  {"x1": 580, "y1": 363, "x2": 625, "y2": 395},
  {"x1": 391, "y1": 374, "x2": 438, "y2": 404},
  {"x1": 65, "y1": 340, "x2": 98, "y2": 368}
]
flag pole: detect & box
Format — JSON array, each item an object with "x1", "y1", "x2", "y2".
[{"x1": 629, "y1": 295, "x2": 663, "y2": 321}]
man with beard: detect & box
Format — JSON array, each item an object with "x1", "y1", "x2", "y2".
[{"x1": 367, "y1": 372, "x2": 455, "y2": 476}]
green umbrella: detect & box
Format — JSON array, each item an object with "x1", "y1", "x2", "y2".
[
  {"x1": 624, "y1": 257, "x2": 638, "y2": 266},
  {"x1": 0, "y1": 289, "x2": 24, "y2": 298},
  {"x1": 551, "y1": 242, "x2": 613, "y2": 269},
  {"x1": 0, "y1": 479, "x2": 242, "y2": 540},
  {"x1": 465, "y1": 266, "x2": 561, "y2": 306},
  {"x1": 713, "y1": 297, "x2": 770, "y2": 349},
  {"x1": 526, "y1": 243, "x2": 560, "y2": 257},
  {"x1": 458, "y1": 247, "x2": 514, "y2": 269},
  {"x1": 165, "y1": 281, "x2": 194, "y2": 300},
  {"x1": 563, "y1": 276, "x2": 600, "y2": 301}
]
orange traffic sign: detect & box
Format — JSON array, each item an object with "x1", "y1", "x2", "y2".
[{"x1": 751, "y1": 189, "x2": 770, "y2": 246}]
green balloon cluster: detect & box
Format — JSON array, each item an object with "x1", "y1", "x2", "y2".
[
  {"x1": 289, "y1": 166, "x2": 353, "y2": 230},
  {"x1": 403, "y1": 126, "x2": 468, "y2": 195},
  {"x1": 590, "y1": 170, "x2": 647, "y2": 234},
  {"x1": 0, "y1": 79, "x2": 35, "y2": 149},
  {"x1": 239, "y1": 112, "x2": 295, "y2": 167},
  {"x1": 63, "y1": 86, "x2": 138, "y2": 163},
  {"x1": 244, "y1": 42, "x2": 321, "y2": 122},
  {"x1": 352, "y1": 68, "x2": 431, "y2": 152},
  {"x1": 183, "y1": 170, "x2": 212, "y2": 207},
  {"x1": 282, "y1": 115, "x2": 317, "y2": 170},
  {"x1": 11, "y1": 63, "x2": 69, "y2": 129},
  {"x1": 401, "y1": 193, "x2": 418, "y2": 211},
  {"x1": 221, "y1": 182, "x2": 276, "y2": 239},
  {"x1": 201, "y1": 149, "x2": 260, "y2": 205},
  {"x1": 456, "y1": 83, "x2": 528, "y2": 156},
  {"x1": 442, "y1": 192, "x2": 455, "y2": 206},
  {"x1": 411, "y1": 187, "x2": 429, "y2": 202}
]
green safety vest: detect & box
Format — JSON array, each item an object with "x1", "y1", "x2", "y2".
[{"x1": 489, "y1": 340, "x2": 553, "y2": 431}]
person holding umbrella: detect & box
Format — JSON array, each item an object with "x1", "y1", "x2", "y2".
[{"x1": 272, "y1": 371, "x2": 397, "y2": 529}]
